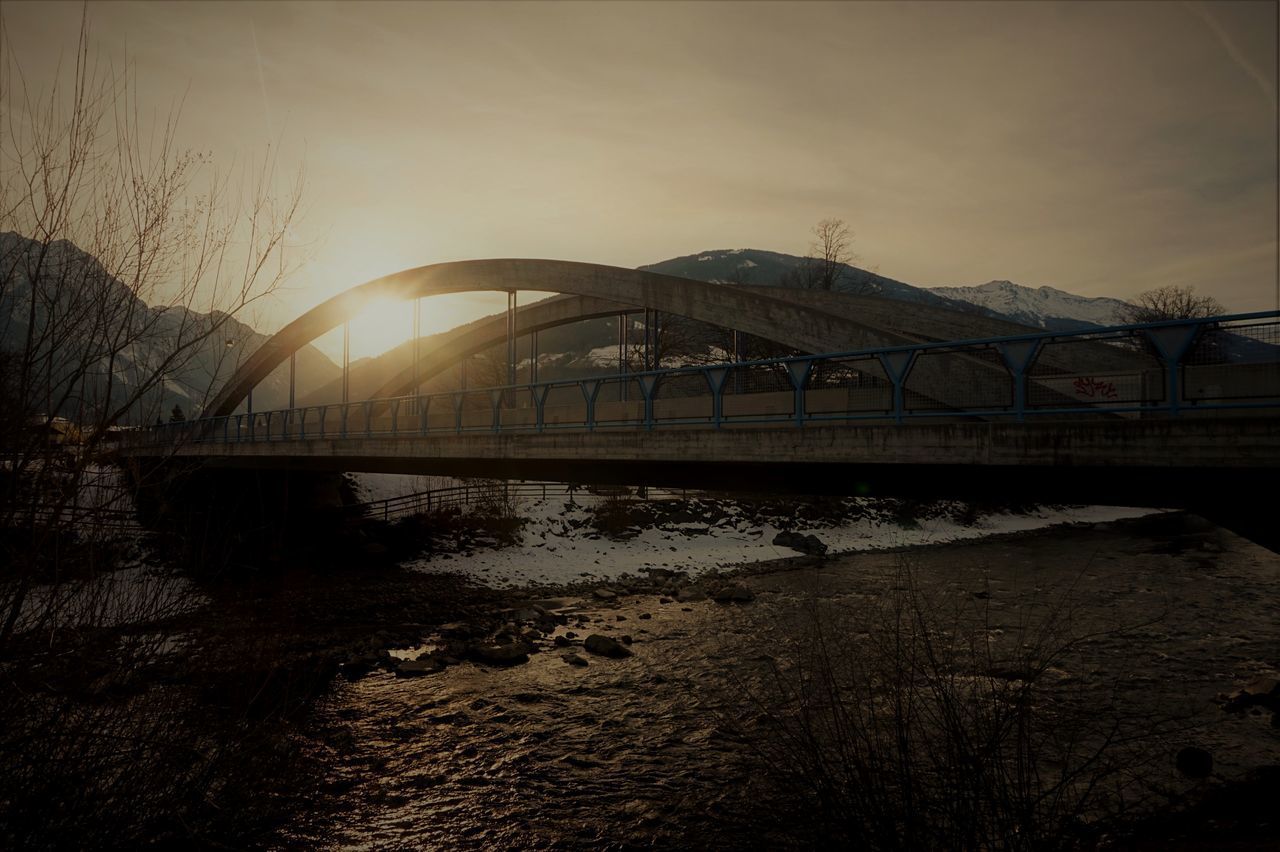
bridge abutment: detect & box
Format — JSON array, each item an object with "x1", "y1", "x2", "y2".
[{"x1": 123, "y1": 459, "x2": 356, "y2": 567}]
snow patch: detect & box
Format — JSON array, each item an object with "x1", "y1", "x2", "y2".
[
  {"x1": 349, "y1": 472, "x2": 465, "y2": 502},
  {"x1": 408, "y1": 498, "x2": 1158, "y2": 588}
]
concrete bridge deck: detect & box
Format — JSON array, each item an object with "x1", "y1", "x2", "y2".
[{"x1": 131, "y1": 416, "x2": 1279, "y2": 505}]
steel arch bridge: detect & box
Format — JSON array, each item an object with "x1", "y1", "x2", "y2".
[
  {"x1": 205, "y1": 258, "x2": 1143, "y2": 419},
  {"x1": 108, "y1": 259, "x2": 1280, "y2": 547},
  {"x1": 118, "y1": 258, "x2": 1280, "y2": 509}
]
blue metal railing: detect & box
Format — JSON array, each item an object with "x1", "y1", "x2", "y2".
[{"x1": 131, "y1": 311, "x2": 1280, "y2": 449}]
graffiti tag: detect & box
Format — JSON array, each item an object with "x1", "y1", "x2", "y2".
[{"x1": 1072, "y1": 376, "x2": 1118, "y2": 400}]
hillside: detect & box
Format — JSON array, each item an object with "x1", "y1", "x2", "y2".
[
  {"x1": 640, "y1": 249, "x2": 998, "y2": 317},
  {"x1": 0, "y1": 232, "x2": 340, "y2": 424}
]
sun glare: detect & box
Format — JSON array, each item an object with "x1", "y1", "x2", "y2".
[
  {"x1": 344, "y1": 296, "x2": 413, "y2": 361},
  {"x1": 330, "y1": 292, "x2": 539, "y2": 363}
]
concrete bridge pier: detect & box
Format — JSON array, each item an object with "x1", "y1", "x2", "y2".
[{"x1": 123, "y1": 460, "x2": 355, "y2": 567}]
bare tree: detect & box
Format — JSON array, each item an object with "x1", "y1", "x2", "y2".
[
  {"x1": 1117, "y1": 285, "x2": 1226, "y2": 324},
  {"x1": 808, "y1": 217, "x2": 854, "y2": 291},
  {"x1": 0, "y1": 13, "x2": 302, "y2": 845},
  {"x1": 781, "y1": 218, "x2": 875, "y2": 294},
  {"x1": 2, "y1": 11, "x2": 300, "y2": 628}
]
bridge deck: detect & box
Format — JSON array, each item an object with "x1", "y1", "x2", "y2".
[{"x1": 125, "y1": 417, "x2": 1279, "y2": 504}]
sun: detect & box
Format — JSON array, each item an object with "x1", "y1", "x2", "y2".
[
  {"x1": 324, "y1": 290, "x2": 561, "y2": 365},
  {"x1": 343, "y1": 295, "x2": 414, "y2": 361},
  {"x1": 339, "y1": 292, "x2": 510, "y2": 362}
]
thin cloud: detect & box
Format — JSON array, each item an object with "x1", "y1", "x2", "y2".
[
  {"x1": 249, "y1": 19, "x2": 274, "y2": 139},
  {"x1": 1182, "y1": 0, "x2": 1277, "y2": 112}
]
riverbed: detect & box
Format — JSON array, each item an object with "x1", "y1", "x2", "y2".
[{"x1": 278, "y1": 513, "x2": 1280, "y2": 850}]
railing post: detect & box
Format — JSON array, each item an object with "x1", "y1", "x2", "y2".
[
  {"x1": 364, "y1": 401, "x2": 373, "y2": 437},
  {"x1": 453, "y1": 393, "x2": 465, "y2": 433},
  {"x1": 996, "y1": 340, "x2": 1042, "y2": 422},
  {"x1": 419, "y1": 396, "x2": 431, "y2": 435},
  {"x1": 705, "y1": 367, "x2": 728, "y2": 428},
  {"x1": 491, "y1": 389, "x2": 504, "y2": 432},
  {"x1": 876, "y1": 350, "x2": 916, "y2": 424},
  {"x1": 580, "y1": 380, "x2": 600, "y2": 431},
  {"x1": 340, "y1": 404, "x2": 349, "y2": 439},
  {"x1": 786, "y1": 359, "x2": 813, "y2": 427},
  {"x1": 391, "y1": 399, "x2": 400, "y2": 436},
  {"x1": 533, "y1": 385, "x2": 550, "y2": 432},
  {"x1": 639, "y1": 375, "x2": 658, "y2": 430},
  {"x1": 319, "y1": 406, "x2": 327, "y2": 439},
  {"x1": 1144, "y1": 324, "x2": 1200, "y2": 416}
]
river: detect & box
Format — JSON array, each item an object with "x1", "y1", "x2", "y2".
[{"x1": 277, "y1": 512, "x2": 1280, "y2": 849}]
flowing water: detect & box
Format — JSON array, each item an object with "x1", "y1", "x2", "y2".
[{"x1": 281, "y1": 516, "x2": 1280, "y2": 850}]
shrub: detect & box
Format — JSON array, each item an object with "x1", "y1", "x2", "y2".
[{"x1": 711, "y1": 559, "x2": 1188, "y2": 850}]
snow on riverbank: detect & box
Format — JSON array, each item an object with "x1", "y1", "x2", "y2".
[
  {"x1": 407, "y1": 494, "x2": 1160, "y2": 588},
  {"x1": 347, "y1": 472, "x2": 464, "y2": 503},
  {"x1": 17, "y1": 559, "x2": 207, "y2": 633}
]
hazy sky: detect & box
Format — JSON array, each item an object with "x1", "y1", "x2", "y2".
[{"x1": 3, "y1": 1, "x2": 1277, "y2": 358}]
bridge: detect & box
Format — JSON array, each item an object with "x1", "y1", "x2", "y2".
[{"x1": 121, "y1": 259, "x2": 1280, "y2": 508}]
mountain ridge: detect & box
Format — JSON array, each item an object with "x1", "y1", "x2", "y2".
[{"x1": 643, "y1": 248, "x2": 1133, "y2": 331}]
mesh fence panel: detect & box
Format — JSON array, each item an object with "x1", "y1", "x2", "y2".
[
  {"x1": 906, "y1": 347, "x2": 1011, "y2": 412},
  {"x1": 595, "y1": 377, "x2": 644, "y2": 423},
  {"x1": 655, "y1": 371, "x2": 713, "y2": 400},
  {"x1": 724, "y1": 363, "x2": 793, "y2": 396},
  {"x1": 811, "y1": 357, "x2": 893, "y2": 413},
  {"x1": 1184, "y1": 320, "x2": 1280, "y2": 402},
  {"x1": 653, "y1": 372, "x2": 712, "y2": 422},
  {"x1": 1028, "y1": 337, "x2": 1162, "y2": 408}
]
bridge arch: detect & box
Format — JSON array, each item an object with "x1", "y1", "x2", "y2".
[
  {"x1": 208, "y1": 259, "x2": 960, "y2": 417},
  {"x1": 361, "y1": 286, "x2": 1149, "y2": 403},
  {"x1": 209, "y1": 259, "x2": 1158, "y2": 418}
]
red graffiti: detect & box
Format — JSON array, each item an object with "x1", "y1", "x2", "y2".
[{"x1": 1072, "y1": 377, "x2": 1118, "y2": 400}]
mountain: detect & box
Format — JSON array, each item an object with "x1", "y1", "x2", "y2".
[
  {"x1": 0, "y1": 232, "x2": 340, "y2": 425},
  {"x1": 640, "y1": 249, "x2": 1001, "y2": 318},
  {"x1": 641, "y1": 249, "x2": 1138, "y2": 331},
  {"x1": 925, "y1": 280, "x2": 1132, "y2": 331}
]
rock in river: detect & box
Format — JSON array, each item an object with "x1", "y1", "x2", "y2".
[
  {"x1": 1175, "y1": 746, "x2": 1213, "y2": 779},
  {"x1": 584, "y1": 634, "x2": 632, "y2": 658},
  {"x1": 396, "y1": 658, "x2": 446, "y2": 677},
  {"x1": 467, "y1": 642, "x2": 532, "y2": 667},
  {"x1": 712, "y1": 584, "x2": 755, "y2": 604},
  {"x1": 771, "y1": 531, "x2": 828, "y2": 556}
]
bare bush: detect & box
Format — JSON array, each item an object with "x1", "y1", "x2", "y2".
[
  {"x1": 1118, "y1": 285, "x2": 1226, "y2": 324},
  {"x1": 712, "y1": 559, "x2": 1192, "y2": 850},
  {"x1": 592, "y1": 489, "x2": 639, "y2": 539},
  {"x1": 1, "y1": 11, "x2": 302, "y2": 847}
]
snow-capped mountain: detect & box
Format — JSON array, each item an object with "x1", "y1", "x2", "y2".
[
  {"x1": 926, "y1": 280, "x2": 1132, "y2": 331},
  {"x1": 641, "y1": 249, "x2": 1001, "y2": 319},
  {"x1": 641, "y1": 249, "x2": 1133, "y2": 330}
]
